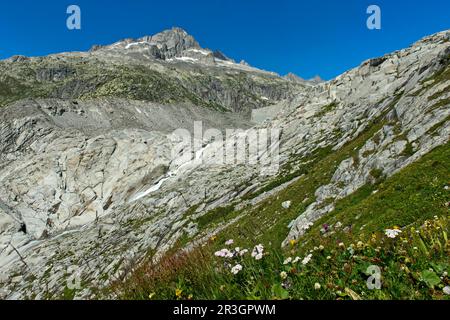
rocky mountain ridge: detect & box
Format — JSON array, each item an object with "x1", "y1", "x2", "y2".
[{"x1": 0, "y1": 28, "x2": 304, "y2": 116}]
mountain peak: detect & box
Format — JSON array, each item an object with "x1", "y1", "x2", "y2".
[
  {"x1": 140, "y1": 27, "x2": 200, "y2": 50},
  {"x1": 90, "y1": 27, "x2": 200, "y2": 58}
]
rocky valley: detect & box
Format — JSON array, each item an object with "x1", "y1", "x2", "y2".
[{"x1": 0, "y1": 27, "x2": 449, "y2": 300}]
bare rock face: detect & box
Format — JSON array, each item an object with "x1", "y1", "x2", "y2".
[
  {"x1": 283, "y1": 31, "x2": 450, "y2": 244},
  {"x1": 0, "y1": 29, "x2": 448, "y2": 299}
]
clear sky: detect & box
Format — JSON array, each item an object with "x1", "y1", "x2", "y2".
[{"x1": 1, "y1": 0, "x2": 449, "y2": 80}]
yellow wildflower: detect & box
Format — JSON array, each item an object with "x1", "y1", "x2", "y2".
[{"x1": 175, "y1": 288, "x2": 183, "y2": 298}]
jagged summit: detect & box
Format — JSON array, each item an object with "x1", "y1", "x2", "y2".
[
  {"x1": 91, "y1": 27, "x2": 200, "y2": 58},
  {"x1": 90, "y1": 27, "x2": 201, "y2": 56}
]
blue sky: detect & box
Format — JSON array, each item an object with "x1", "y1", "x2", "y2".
[{"x1": 1, "y1": 0, "x2": 449, "y2": 80}]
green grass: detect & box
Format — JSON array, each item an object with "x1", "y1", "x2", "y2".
[
  {"x1": 401, "y1": 141, "x2": 415, "y2": 157},
  {"x1": 113, "y1": 142, "x2": 449, "y2": 300},
  {"x1": 308, "y1": 142, "x2": 449, "y2": 242},
  {"x1": 427, "y1": 85, "x2": 450, "y2": 101},
  {"x1": 243, "y1": 146, "x2": 333, "y2": 201},
  {"x1": 315, "y1": 102, "x2": 338, "y2": 118},
  {"x1": 369, "y1": 168, "x2": 384, "y2": 180},
  {"x1": 426, "y1": 115, "x2": 450, "y2": 136},
  {"x1": 196, "y1": 205, "x2": 237, "y2": 229},
  {"x1": 427, "y1": 97, "x2": 450, "y2": 114},
  {"x1": 411, "y1": 61, "x2": 450, "y2": 98}
]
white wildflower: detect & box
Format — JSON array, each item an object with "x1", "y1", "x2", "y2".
[
  {"x1": 302, "y1": 221, "x2": 314, "y2": 231},
  {"x1": 314, "y1": 282, "x2": 321, "y2": 290},
  {"x1": 225, "y1": 239, "x2": 234, "y2": 246},
  {"x1": 385, "y1": 229, "x2": 402, "y2": 239},
  {"x1": 251, "y1": 244, "x2": 264, "y2": 260},
  {"x1": 302, "y1": 254, "x2": 313, "y2": 265},
  {"x1": 280, "y1": 271, "x2": 288, "y2": 280},
  {"x1": 443, "y1": 286, "x2": 450, "y2": 295},
  {"x1": 283, "y1": 257, "x2": 293, "y2": 265},
  {"x1": 239, "y1": 249, "x2": 249, "y2": 256},
  {"x1": 293, "y1": 256, "x2": 301, "y2": 263},
  {"x1": 214, "y1": 248, "x2": 233, "y2": 258},
  {"x1": 231, "y1": 264, "x2": 243, "y2": 275}
]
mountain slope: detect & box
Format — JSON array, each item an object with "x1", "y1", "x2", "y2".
[{"x1": 117, "y1": 142, "x2": 450, "y2": 300}]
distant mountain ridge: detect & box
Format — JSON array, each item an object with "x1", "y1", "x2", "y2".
[
  {"x1": 0, "y1": 27, "x2": 306, "y2": 115},
  {"x1": 284, "y1": 72, "x2": 324, "y2": 84}
]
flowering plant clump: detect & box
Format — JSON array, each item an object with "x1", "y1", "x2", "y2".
[
  {"x1": 228, "y1": 217, "x2": 446, "y2": 300},
  {"x1": 225, "y1": 239, "x2": 234, "y2": 246},
  {"x1": 117, "y1": 213, "x2": 449, "y2": 301},
  {"x1": 214, "y1": 248, "x2": 233, "y2": 258},
  {"x1": 213, "y1": 242, "x2": 257, "y2": 275}
]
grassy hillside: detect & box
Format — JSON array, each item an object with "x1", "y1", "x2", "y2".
[
  {"x1": 0, "y1": 57, "x2": 298, "y2": 112},
  {"x1": 113, "y1": 142, "x2": 449, "y2": 300}
]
